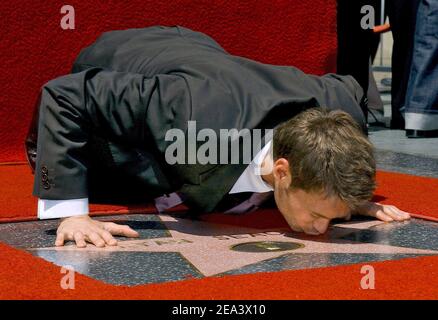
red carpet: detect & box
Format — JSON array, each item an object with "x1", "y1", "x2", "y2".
[
  {"x1": 1, "y1": 168, "x2": 437, "y2": 299},
  {"x1": 1, "y1": 163, "x2": 437, "y2": 223},
  {"x1": 0, "y1": 0, "x2": 337, "y2": 163},
  {"x1": 1, "y1": 1, "x2": 437, "y2": 300},
  {"x1": 0, "y1": 239, "x2": 437, "y2": 300},
  {"x1": 2, "y1": 168, "x2": 436, "y2": 300}
]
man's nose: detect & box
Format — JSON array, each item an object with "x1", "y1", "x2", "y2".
[{"x1": 313, "y1": 219, "x2": 329, "y2": 234}]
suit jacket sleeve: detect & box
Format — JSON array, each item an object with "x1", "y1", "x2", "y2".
[{"x1": 33, "y1": 67, "x2": 183, "y2": 200}]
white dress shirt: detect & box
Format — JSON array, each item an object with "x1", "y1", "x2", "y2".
[
  {"x1": 229, "y1": 140, "x2": 273, "y2": 194},
  {"x1": 37, "y1": 140, "x2": 274, "y2": 219},
  {"x1": 37, "y1": 198, "x2": 89, "y2": 219}
]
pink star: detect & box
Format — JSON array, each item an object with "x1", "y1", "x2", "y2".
[{"x1": 34, "y1": 215, "x2": 438, "y2": 276}]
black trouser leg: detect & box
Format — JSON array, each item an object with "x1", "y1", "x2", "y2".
[
  {"x1": 337, "y1": 0, "x2": 382, "y2": 120},
  {"x1": 386, "y1": 0, "x2": 421, "y2": 129}
]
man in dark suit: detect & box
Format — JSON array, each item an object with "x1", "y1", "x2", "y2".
[{"x1": 26, "y1": 26, "x2": 410, "y2": 248}]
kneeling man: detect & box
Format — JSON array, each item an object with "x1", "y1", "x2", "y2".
[{"x1": 25, "y1": 26, "x2": 410, "y2": 248}]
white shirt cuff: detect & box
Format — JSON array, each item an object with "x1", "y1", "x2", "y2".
[{"x1": 38, "y1": 198, "x2": 89, "y2": 220}]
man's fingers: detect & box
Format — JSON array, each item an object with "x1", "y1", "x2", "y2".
[
  {"x1": 384, "y1": 206, "x2": 411, "y2": 221},
  {"x1": 57, "y1": 220, "x2": 138, "y2": 248},
  {"x1": 104, "y1": 223, "x2": 139, "y2": 238},
  {"x1": 86, "y1": 232, "x2": 106, "y2": 247},
  {"x1": 360, "y1": 202, "x2": 411, "y2": 223},
  {"x1": 55, "y1": 233, "x2": 65, "y2": 247},
  {"x1": 394, "y1": 208, "x2": 411, "y2": 219},
  {"x1": 74, "y1": 232, "x2": 87, "y2": 248},
  {"x1": 375, "y1": 210, "x2": 394, "y2": 222},
  {"x1": 401, "y1": 210, "x2": 411, "y2": 219},
  {"x1": 99, "y1": 230, "x2": 118, "y2": 246}
]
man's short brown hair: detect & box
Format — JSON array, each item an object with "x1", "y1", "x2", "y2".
[{"x1": 273, "y1": 107, "x2": 376, "y2": 210}]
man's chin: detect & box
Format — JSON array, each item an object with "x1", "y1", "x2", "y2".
[
  {"x1": 290, "y1": 225, "x2": 321, "y2": 236},
  {"x1": 289, "y1": 225, "x2": 306, "y2": 234},
  {"x1": 303, "y1": 230, "x2": 322, "y2": 236}
]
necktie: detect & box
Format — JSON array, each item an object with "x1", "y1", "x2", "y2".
[{"x1": 154, "y1": 192, "x2": 185, "y2": 213}]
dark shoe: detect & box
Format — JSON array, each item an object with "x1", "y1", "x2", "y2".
[
  {"x1": 406, "y1": 129, "x2": 438, "y2": 138},
  {"x1": 390, "y1": 117, "x2": 405, "y2": 130}
]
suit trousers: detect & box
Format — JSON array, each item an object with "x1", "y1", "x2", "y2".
[
  {"x1": 386, "y1": 0, "x2": 421, "y2": 128},
  {"x1": 404, "y1": 0, "x2": 438, "y2": 131}
]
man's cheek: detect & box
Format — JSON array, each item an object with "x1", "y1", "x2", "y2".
[
  {"x1": 281, "y1": 212, "x2": 302, "y2": 232},
  {"x1": 289, "y1": 214, "x2": 312, "y2": 233},
  {"x1": 297, "y1": 216, "x2": 319, "y2": 234}
]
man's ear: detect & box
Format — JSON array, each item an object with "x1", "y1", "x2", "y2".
[{"x1": 273, "y1": 158, "x2": 292, "y2": 189}]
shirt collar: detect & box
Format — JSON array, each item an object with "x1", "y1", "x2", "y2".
[{"x1": 229, "y1": 140, "x2": 274, "y2": 194}]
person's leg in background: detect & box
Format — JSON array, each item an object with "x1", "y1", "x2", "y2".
[
  {"x1": 386, "y1": 0, "x2": 421, "y2": 129},
  {"x1": 404, "y1": 0, "x2": 438, "y2": 138},
  {"x1": 337, "y1": 0, "x2": 382, "y2": 121}
]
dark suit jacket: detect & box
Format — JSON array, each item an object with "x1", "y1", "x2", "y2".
[{"x1": 26, "y1": 25, "x2": 366, "y2": 213}]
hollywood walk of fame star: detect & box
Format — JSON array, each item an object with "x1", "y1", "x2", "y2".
[{"x1": 32, "y1": 215, "x2": 438, "y2": 276}]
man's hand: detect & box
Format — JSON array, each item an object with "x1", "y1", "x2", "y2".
[
  {"x1": 356, "y1": 201, "x2": 411, "y2": 222},
  {"x1": 56, "y1": 215, "x2": 139, "y2": 248}
]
